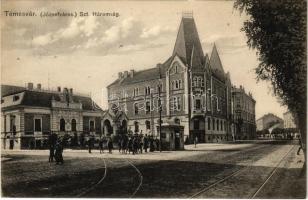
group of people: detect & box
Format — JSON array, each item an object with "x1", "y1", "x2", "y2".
[
  {"x1": 95, "y1": 134, "x2": 161, "y2": 155},
  {"x1": 48, "y1": 133, "x2": 64, "y2": 164},
  {"x1": 117, "y1": 134, "x2": 161, "y2": 154}
]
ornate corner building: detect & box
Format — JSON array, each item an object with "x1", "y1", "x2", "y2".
[
  {"x1": 1, "y1": 83, "x2": 103, "y2": 149},
  {"x1": 105, "y1": 16, "x2": 238, "y2": 143}
]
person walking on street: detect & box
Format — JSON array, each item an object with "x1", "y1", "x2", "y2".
[
  {"x1": 55, "y1": 139, "x2": 64, "y2": 165},
  {"x1": 88, "y1": 137, "x2": 93, "y2": 154},
  {"x1": 144, "y1": 134, "x2": 149, "y2": 153},
  {"x1": 99, "y1": 138, "x2": 104, "y2": 154},
  {"x1": 297, "y1": 136, "x2": 303, "y2": 155},
  {"x1": 194, "y1": 136, "x2": 198, "y2": 148},
  {"x1": 48, "y1": 132, "x2": 57, "y2": 162},
  {"x1": 155, "y1": 137, "x2": 160, "y2": 151},
  {"x1": 107, "y1": 137, "x2": 113, "y2": 154}
]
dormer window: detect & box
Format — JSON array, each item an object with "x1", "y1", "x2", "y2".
[{"x1": 13, "y1": 95, "x2": 19, "y2": 101}]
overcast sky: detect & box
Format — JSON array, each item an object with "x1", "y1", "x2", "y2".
[{"x1": 1, "y1": 0, "x2": 288, "y2": 119}]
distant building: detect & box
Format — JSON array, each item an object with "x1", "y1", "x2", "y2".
[
  {"x1": 104, "y1": 15, "x2": 233, "y2": 144},
  {"x1": 231, "y1": 85, "x2": 256, "y2": 140},
  {"x1": 283, "y1": 111, "x2": 297, "y2": 129},
  {"x1": 256, "y1": 113, "x2": 283, "y2": 131},
  {"x1": 1, "y1": 83, "x2": 103, "y2": 149}
]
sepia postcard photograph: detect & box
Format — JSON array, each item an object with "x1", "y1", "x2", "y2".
[{"x1": 1, "y1": 0, "x2": 307, "y2": 198}]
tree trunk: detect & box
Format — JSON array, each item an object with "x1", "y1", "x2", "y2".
[{"x1": 298, "y1": 112, "x2": 306, "y2": 164}]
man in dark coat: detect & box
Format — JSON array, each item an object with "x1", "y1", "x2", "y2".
[
  {"x1": 48, "y1": 132, "x2": 57, "y2": 162},
  {"x1": 143, "y1": 134, "x2": 149, "y2": 153},
  {"x1": 99, "y1": 138, "x2": 104, "y2": 154},
  {"x1": 55, "y1": 140, "x2": 64, "y2": 165},
  {"x1": 107, "y1": 137, "x2": 113, "y2": 153}
]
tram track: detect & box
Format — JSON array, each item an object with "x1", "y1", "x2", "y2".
[
  {"x1": 76, "y1": 157, "x2": 107, "y2": 197},
  {"x1": 189, "y1": 144, "x2": 295, "y2": 198},
  {"x1": 250, "y1": 145, "x2": 295, "y2": 199}
]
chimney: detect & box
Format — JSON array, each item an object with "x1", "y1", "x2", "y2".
[
  {"x1": 69, "y1": 88, "x2": 73, "y2": 95},
  {"x1": 37, "y1": 83, "x2": 42, "y2": 90},
  {"x1": 129, "y1": 70, "x2": 135, "y2": 78},
  {"x1": 27, "y1": 82, "x2": 33, "y2": 90},
  {"x1": 123, "y1": 71, "x2": 128, "y2": 78},
  {"x1": 57, "y1": 86, "x2": 61, "y2": 92},
  {"x1": 118, "y1": 72, "x2": 123, "y2": 79}
]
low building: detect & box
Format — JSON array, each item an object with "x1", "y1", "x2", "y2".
[
  {"x1": 256, "y1": 113, "x2": 283, "y2": 131},
  {"x1": 1, "y1": 83, "x2": 103, "y2": 149},
  {"x1": 231, "y1": 85, "x2": 256, "y2": 140}
]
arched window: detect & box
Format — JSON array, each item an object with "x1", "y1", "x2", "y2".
[
  {"x1": 201, "y1": 78, "x2": 204, "y2": 87},
  {"x1": 212, "y1": 119, "x2": 215, "y2": 130},
  {"x1": 171, "y1": 81, "x2": 175, "y2": 90},
  {"x1": 217, "y1": 119, "x2": 219, "y2": 131},
  {"x1": 60, "y1": 118, "x2": 65, "y2": 131},
  {"x1": 134, "y1": 121, "x2": 139, "y2": 133},
  {"x1": 71, "y1": 119, "x2": 77, "y2": 131},
  {"x1": 178, "y1": 80, "x2": 182, "y2": 89},
  {"x1": 208, "y1": 118, "x2": 211, "y2": 130},
  {"x1": 145, "y1": 120, "x2": 151, "y2": 130},
  {"x1": 134, "y1": 103, "x2": 139, "y2": 115},
  {"x1": 224, "y1": 121, "x2": 226, "y2": 131},
  {"x1": 174, "y1": 118, "x2": 180, "y2": 124}
]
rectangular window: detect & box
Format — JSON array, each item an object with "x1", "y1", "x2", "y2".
[
  {"x1": 195, "y1": 99, "x2": 201, "y2": 110},
  {"x1": 177, "y1": 97, "x2": 181, "y2": 110},
  {"x1": 146, "y1": 101, "x2": 151, "y2": 114},
  {"x1": 34, "y1": 118, "x2": 42, "y2": 132},
  {"x1": 89, "y1": 120, "x2": 95, "y2": 132}
]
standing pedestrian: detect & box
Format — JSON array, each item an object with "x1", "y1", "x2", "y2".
[
  {"x1": 99, "y1": 138, "x2": 104, "y2": 154},
  {"x1": 150, "y1": 136, "x2": 155, "y2": 152},
  {"x1": 48, "y1": 132, "x2": 57, "y2": 162},
  {"x1": 144, "y1": 134, "x2": 149, "y2": 153},
  {"x1": 155, "y1": 137, "x2": 160, "y2": 151},
  {"x1": 297, "y1": 136, "x2": 303, "y2": 155},
  {"x1": 118, "y1": 136, "x2": 122, "y2": 153},
  {"x1": 107, "y1": 137, "x2": 113, "y2": 154},
  {"x1": 88, "y1": 137, "x2": 93, "y2": 154},
  {"x1": 194, "y1": 136, "x2": 198, "y2": 148},
  {"x1": 55, "y1": 139, "x2": 64, "y2": 165}
]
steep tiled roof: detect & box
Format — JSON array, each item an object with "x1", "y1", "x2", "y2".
[
  {"x1": 1, "y1": 85, "x2": 26, "y2": 97},
  {"x1": 107, "y1": 55, "x2": 175, "y2": 87},
  {"x1": 210, "y1": 44, "x2": 226, "y2": 82},
  {"x1": 2, "y1": 85, "x2": 102, "y2": 111},
  {"x1": 172, "y1": 17, "x2": 204, "y2": 67}
]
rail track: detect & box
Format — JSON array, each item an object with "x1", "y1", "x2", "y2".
[
  {"x1": 75, "y1": 155, "x2": 143, "y2": 198},
  {"x1": 250, "y1": 145, "x2": 295, "y2": 198},
  {"x1": 189, "y1": 144, "x2": 295, "y2": 198},
  {"x1": 125, "y1": 158, "x2": 143, "y2": 198},
  {"x1": 76, "y1": 157, "x2": 107, "y2": 197}
]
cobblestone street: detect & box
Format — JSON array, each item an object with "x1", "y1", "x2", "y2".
[{"x1": 1, "y1": 140, "x2": 305, "y2": 198}]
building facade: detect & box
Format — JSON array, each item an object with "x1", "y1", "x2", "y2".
[
  {"x1": 231, "y1": 85, "x2": 256, "y2": 140},
  {"x1": 104, "y1": 16, "x2": 234, "y2": 143},
  {"x1": 1, "y1": 83, "x2": 103, "y2": 149},
  {"x1": 256, "y1": 113, "x2": 283, "y2": 131}
]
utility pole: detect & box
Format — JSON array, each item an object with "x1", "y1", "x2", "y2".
[{"x1": 158, "y1": 66, "x2": 162, "y2": 152}]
